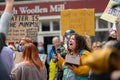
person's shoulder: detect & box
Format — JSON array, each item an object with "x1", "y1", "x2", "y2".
[
  {"x1": 3, "y1": 46, "x2": 12, "y2": 49},
  {"x1": 12, "y1": 62, "x2": 24, "y2": 71},
  {"x1": 14, "y1": 62, "x2": 33, "y2": 70},
  {"x1": 0, "y1": 12, "x2": 12, "y2": 21},
  {"x1": 2, "y1": 46, "x2": 13, "y2": 52},
  {"x1": 15, "y1": 62, "x2": 24, "y2": 67}
]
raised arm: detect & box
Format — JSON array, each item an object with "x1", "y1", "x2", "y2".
[
  {"x1": 0, "y1": 0, "x2": 14, "y2": 35},
  {"x1": 4, "y1": 0, "x2": 14, "y2": 13}
]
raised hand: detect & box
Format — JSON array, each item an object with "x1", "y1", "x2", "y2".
[{"x1": 5, "y1": 0, "x2": 14, "y2": 13}]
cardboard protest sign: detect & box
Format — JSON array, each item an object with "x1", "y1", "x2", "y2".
[
  {"x1": 7, "y1": 15, "x2": 39, "y2": 42},
  {"x1": 61, "y1": 9, "x2": 95, "y2": 36},
  {"x1": 65, "y1": 54, "x2": 80, "y2": 66},
  {"x1": 101, "y1": 0, "x2": 120, "y2": 23}
]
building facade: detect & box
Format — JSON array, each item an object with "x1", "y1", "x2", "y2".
[{"x1": 0, "y1": 0, "x2": 111, "y2": 53}]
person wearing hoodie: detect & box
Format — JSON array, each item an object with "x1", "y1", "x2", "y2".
[{"x1": 0, "y1": 0, "x2": 14, "y2": 79}]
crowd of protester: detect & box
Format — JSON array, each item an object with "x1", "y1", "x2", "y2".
[{"x1": 1, "y1": 0, "x2": 120, "y2": 80}]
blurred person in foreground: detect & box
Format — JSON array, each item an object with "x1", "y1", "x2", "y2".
[
  {"x1": 0, "y1": 33, "x2": 14, "y2": 77},
  {"x1": 103, "y1": 40, "x2": 117, "y2": 49},
  {"x1": 0, "y1": 0, "x2": 14, "y2": 79},
  {"x1": 83, "y1": 46, "x2": 120, "y2": 80},
  {"x1": 0, "y1": 55, "x2": 10, "y2": 80},
  {"x1": 111, "y1": 41, "x2": 120, "y2": 80},
  {"x1": 10, "y1": 43, "x2": 47, "y2": 80},
  {"x1": 0, "y1": 0, "x2": 14, "y2": 35}
]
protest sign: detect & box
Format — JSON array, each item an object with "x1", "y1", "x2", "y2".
[
  {"x1": 61, "y1": 9, "x2": 95, "y2": 36},
  {"x1": 101, "y1": 0, "x2": 120, "y2": 23},
  {"x1": 7, "y1": 15, "x2": 39, "y2": 42}
]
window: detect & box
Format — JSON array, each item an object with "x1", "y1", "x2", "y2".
[
  {"x1": 41, "y1": 20, "x2": 60, "y2": 32},
  {"x1": 91, "y1": 31, "x2": 109, "y2": 42},
  {"x1": 98, "y1": 19, "x2": 108, "y2": 28},
  {"x1": 53, "y1": 21, "x2": 60, "y2": 31},
  {"x1": 41, "y1": 21, "x2": 50, "y2": 31},
  {"x1": 91, "y1": 17, "x2": 112, "y2": 42}
]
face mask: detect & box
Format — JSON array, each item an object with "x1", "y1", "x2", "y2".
[
  {"x1": 18, "y1": 46, "x2": 22, "y2": 52},
  {"x1": 38, "y1": 46, "x2": 44, "y2": 52}
]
